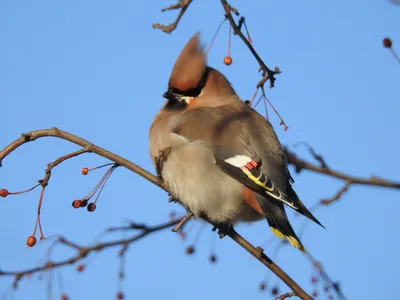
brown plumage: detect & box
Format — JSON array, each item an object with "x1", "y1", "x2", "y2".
[{"x1": 149, "y1": 33, "x2": 323, "y2": 252}]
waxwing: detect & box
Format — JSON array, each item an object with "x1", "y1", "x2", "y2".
[{"x1": 149, "y1": 33, "x2": 323, "y2": 252}]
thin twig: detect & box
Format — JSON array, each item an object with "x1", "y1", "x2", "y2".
[
  {"x1": 152, "y1": 0, "x2": 193, "y2": 34},
  {"x1": 220, "y1": 0, "x2": 279, "y2": 87},
  {"x1": 275, "y1": 292, "x2": 296, "y2": 300}
]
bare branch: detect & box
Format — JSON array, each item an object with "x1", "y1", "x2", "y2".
[
  {"x1": 285, "y1": 147, "x2": 400, "y2": 190},
  {"x1": 275, "y1": 292, "x2": 296, "y2": 300},
  {"x1": 320, "y1": 181, "x2": 352, "y2": 205},
  {"x1": 152, "y1": 0, "x2": 193, "y2": 34},
  {"x1": 0, "y1": 219, "x2": 182, "y2": 286},
  {"x1": 0, "y1": 128, "x2": 312, "y2": 299},
  {"x1": 220, "y1": 0, "x2": 279, "y2": 88}
]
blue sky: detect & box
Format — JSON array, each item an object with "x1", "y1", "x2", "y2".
[{"x1": 0, "y1": 0, "x2": 399, "y2": 299}]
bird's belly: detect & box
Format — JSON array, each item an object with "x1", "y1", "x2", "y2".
[{"x1": 161, "y1": 144, "x2": 263, "y2": 224}]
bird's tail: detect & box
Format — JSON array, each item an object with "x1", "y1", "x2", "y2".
[{"x1": 258, "y1": 198, "x2": 306, "y2": 252}]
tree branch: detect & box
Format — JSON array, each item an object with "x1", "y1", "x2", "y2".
[
  {"x1": 0, "y1": 128, "x2": 312, "y2": 299},
  {"x1": 0, "y1": 219, "x2": 182, "y2": 288},
  {"x1": 152, "y1": 0, "x2": 193, "y2": 34}
]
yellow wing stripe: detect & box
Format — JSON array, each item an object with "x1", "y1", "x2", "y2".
[{"x1": 242, "y1": 169, "x2": 274, "y2": 192}]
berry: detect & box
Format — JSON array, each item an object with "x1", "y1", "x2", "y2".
[
  {"x1": 76, "y1": 264, "x2": 84, "y2": 272},
  {"x1": 244, "y1": 100, "x2": 251, "y2": 106},
  {"x1": 383, "y1": 37, "x2": 392, "y2": 48},
  {"x1": 324, "y1": 286, "x2": 330, "y2": 292},
  {"x1": 311, "y1": 276, "x2": 318, "y2": 284},
  {"x1": 185, "y1": 245, "x2": 195, "y2": 255},
  {"x1": 26, "y1": 236, "x2": 37, "y2": 247},
  {"x1": 61, "y1": 294, "x2": 69, "y2": 300},
  {"x1": 312, "y1": 291, "x2": 318, "y2": 298},
  {"x1": 72, "y1": 200, "x2": 82, "y2": 209},
  {"x1": 116, "y1": 291, "x2": 124, "y2": 299},
  {"x1": 259, "y1": 282, "x2": 267, "y2": 291},
  {"x1": 209, "y1": 254, "x2": 217, "y2": 263},
  {"x1": 0, "y1": 189, "x2": 9, "y2": 197},
  {"x1": 87, "y1": 203, "x2": 96, "y2": 212},
  {"x1": 271, "y1": 286, "x2": 279, "y2": 296},
  {"x1": 81, "y1": 167, "x2": 89, "y2": 175},
  {"x1": 80, "y1": 199, "x2": 88, "y2": 207},
  {"x1": 223, "y1": 56, "x2": 233, "y2": 66}
]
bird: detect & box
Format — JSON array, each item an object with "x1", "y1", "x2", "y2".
[{"x1": 149, "y1": 33, "x2": 323, "y2": 252}]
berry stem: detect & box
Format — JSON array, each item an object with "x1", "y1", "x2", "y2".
[
  {"x1": 9, "y1": 183, "x2": 40, "y2": 195},
  {"x1": 205, "y1": 18, "x2": 227, "y2": 55}
]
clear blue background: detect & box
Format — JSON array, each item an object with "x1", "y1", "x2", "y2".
[{"x1": 0, "y1": 0, "x2": 399, "y2": 299}]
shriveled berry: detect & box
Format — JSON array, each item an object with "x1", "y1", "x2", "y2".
[
  {"x1": 80, "y1": 199, "x2": 88, "y2": 207},
  {"x1": 61, "y1": 294, "x2": 69, "y2": 300},
  {"x1": 0, "y1": 189, "x2": 9, "y2": 197},
  {"x1": 271, "y1": 286, "x2": 279, "y2": 296},
  {"x1": 259, "y1": 281, "x2": 267, "y2": 291},
  {"x1": 26, "y1": 236, "x2": 37, "y2": 247},
  {"x1": 72, "y1": 200, "x2": 82, "y2": 209},
  {"x1": 209, "y1": 254, "x2": 217, "y2": 263},
  {"x1": 81, "y1": 167, "x2": 89, "y2": 175},
  {"x1": 76, "y1": 264, "x2": 84, "y2": 272},
  {"x1": 87, "y1": 203, "x2": 96, "y2": 212},
  {"x1": 223, "y1": 56, "x2": 233, "y2": 66},
  {"x1": 383, "y1": 37, "x2": 392, "y2": 48},
  {"x1": 116, "y1": 291, "x2": 124, "y2": 299},
  {"x1": 311, "y1": 276, "x2": 318, "y2": 284},
  {"x1": 185, "y1": 245, "x2": 195, "y2": 255}
]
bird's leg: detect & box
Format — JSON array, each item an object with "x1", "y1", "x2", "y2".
[
  {"x1": 172, "y1": 212, "x2": 193, "y2": 232},
  {"x1": 154, "y1": 146, "x2": 172, "y2": 181}
]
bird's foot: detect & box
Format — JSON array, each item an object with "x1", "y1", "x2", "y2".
[
  {"x1": 154, "y1": 146, "x2": 172, "y2": 181},
  {"x1": 212, "y1": 223, "x2": 233, "y2": 239},
  {"x1": 172, "y1": 212, "x2": 193, "y2": 232}
]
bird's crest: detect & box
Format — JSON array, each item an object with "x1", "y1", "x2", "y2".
[{"x1": 168, "y1": 33, "x2": 207, "y2": 93}]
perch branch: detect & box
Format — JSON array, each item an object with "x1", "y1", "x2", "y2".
[{"x1": 0, "y1": 128, "x2": 311, "y2": 299}]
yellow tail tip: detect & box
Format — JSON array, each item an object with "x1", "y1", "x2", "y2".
[{"x1": 287, "y1": 236, "x2": 306, "y2": 252}]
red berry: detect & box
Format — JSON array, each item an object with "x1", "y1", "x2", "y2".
[
  {"x1": 116, "y1": 291, "x2": 124, "y2": 299},
  {"x1": 61, "y1": 294, "x2": 69, "y2": 300},
  {"x1": 271, "y1": 286, "x2": 279, "y2": 296},
  {"x1": 209, "y1": 254, "x2": 217, "y2": 263},
  {"x1": 312, "y1": 291, "x2": 318, "y2": 298},
  {"x1": 80, "y1": 199, "x2": 88, "y2": 207},
  {"x1": 87, "y1": 203, "x2": 96, "y2": 212},
  {"x1": 185, "y1": 245, "x2": 195, "y2": 255},
  {"x1": 223, "y1": 56, "x2": 233, "y2": 66},
  {"x1": 324, "y1": 286, "x2": 330, "y2": 292},
  {"x1": 81, "y1": 167, "x2": 89, "y2": 175},
  {"x1": 76, "y1": 264, "x2": 84, "y2": 272},
  {"x1": 0, "y1": 189, "x2": 9, "y2": 197},
  {"x1": 311, "y1": 276, "x2": 318, "y2": 284},
  {"x1": 244, "y1": 100, "x2": 251, "y2": 106},
  {"x1": 72, "y1": 200, "x2": 81, "y2": 209},
  {"x1": 26, "y1": 236, "x2": 37, "y2": 247},
  {"x1": 259, "y1": 282, "x2": 267, "y2": 291},
  {"x1": 383, "y1": 37, "x2": 392, "y2": 48}
]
